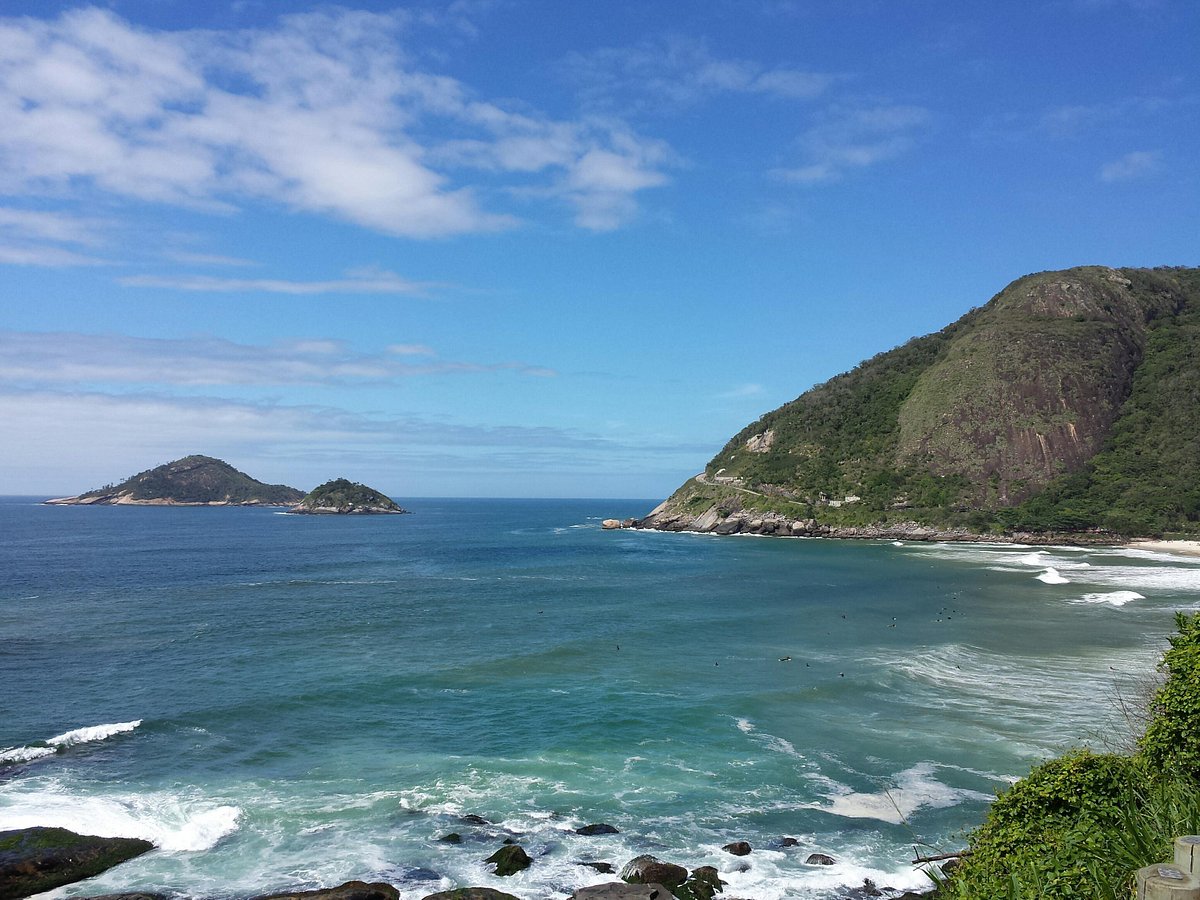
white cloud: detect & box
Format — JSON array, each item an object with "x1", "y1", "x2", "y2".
[
  {"x1": 1099, "y1": 150, "x2": 1161, "y2": 182},
  {"x1": 717, "y1": 383, "x2": 765, "y2": 399},
  {"x1": 162, "y1": 250, "x2": 256, "y2": 267},
  {"x1": 775, "y1": 104, "x2": 931, "y2": 184},
  {"x1": 0, "y1": 205, "x2": 111, "y2": 265},
  {"x1": 0, "y1": 7, "x2": 669, "y2": 240},
  {"x1": 561, "y1": 36, "x2": 838, "y2": 112},
  {"x1": 0, "y1": 330, "x2": 558, "y2": 386},
  {"x1": 118, "y1": 268, "x2": 435, "y2": 295}
]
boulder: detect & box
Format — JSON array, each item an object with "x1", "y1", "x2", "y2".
[
  {"x1": 576, "y1": 824, "x2": 620, "y2": 836},
  {"x1": 601, "y1": 520, "x2": 623, "y2": 530},
  {"x1": 0, "y1": 827, "x2": 155, "y2": 900},
  {"x1": 778, "y1": 838, "x2": 800, "y2": 848},
  {"x1": 572, "y1": 884, "x2": 676, "y2": 900},
  {"x1": 578, "y1": 862, "x2": 616, "y2": 874},
  {"x1": 76, "y1": 895, "x2": 166, "y2": 900},
  {"x1": 721, "y1": 842, "x2": 751, "y2": 857},
  {"x1": 423, "y1": 890, "x2": 523, "y2": 900},
  {"x1": 460, "y1": 815, "x2": 491, "y2": 826},
  {"x1": 805, "y1": 853, "x2": 836, "y2": 866},
  {"x1": 675, "y1": 866, "x2": 725, "y2": 900},
  {"x1": 253, "y1": 882, "x2": 400, "y2": 900},
  {"x1": 439, "y1": 833, "x2": 463, "y2": 844},
  {"x1": 620, "y1": 855, "x2": 688, "y2": 888},
  {"x1": 484, "y1": 845, "x2": 531, "y2": 877}
]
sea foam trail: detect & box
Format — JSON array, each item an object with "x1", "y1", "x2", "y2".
[
  {"x1": 1036, "y1": 567, "x2": 1070, "y2": 584},
  {"x1": 47, "y1": 719, "x2": 142, "y2": 747},
  {"x1": 0, "y1": 720, "x2": 143, "y2": 768},
  {"x1": 0, "y1": 782, "x2": 240, "y2": 852},
  {"x1": 801, "y1": 762, "x2": 992, "y2": 825}
]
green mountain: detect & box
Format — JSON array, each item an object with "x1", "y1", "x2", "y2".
[
  {"x1": 292, "y1": 479, "x2": 409, "y2": 515},
  {"x1": 639, "y1": 266, "x2": 1200, "y2": 539},
  {"x1": 45, "y1": 455, "x2": 304, "y2": 506}
]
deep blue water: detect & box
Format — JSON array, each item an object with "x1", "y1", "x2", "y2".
[{"x1": 2, "y1": 497, "x2": 1199, "y2": 899}]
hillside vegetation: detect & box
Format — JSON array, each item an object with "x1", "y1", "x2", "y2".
[
  {"x1": 294, "y1": 478, "x2": 408, "y2": 514},
  {"x1": 644, "y1": 266, "x2": 1200, "y2": 538},
  {"x1": 50, "y1": 455, "x2": 304, "y2": 506}
]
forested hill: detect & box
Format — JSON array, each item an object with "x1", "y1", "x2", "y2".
[
  {"x1": 45, "y1": 455, "x2": 304, "y2": 506},
  {"x1": 640, "y1": 266, "x2": 1200, "y2": 538}
]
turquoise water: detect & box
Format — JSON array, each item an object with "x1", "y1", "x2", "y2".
[{"x1": 2, "y1": 497, "x2": 1199, "y2": 899}]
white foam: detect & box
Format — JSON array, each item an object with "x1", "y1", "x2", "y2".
[
  {"x1": 802, "y1": 762, "x2": 992, "y2": 825},
  {"x1": 1069, "y1": 591, "x2": 1146, "y2": 607},
  {"x1": 0, "y1": 745, "x2": 56, "y2": 764},
  {"x1": 1017, "y1": 551, "x2": 1047, "y2": 566},
  {"x1": 735, "y1": 718, "x2": 755, "y2": 733},
  {"x1": 1036, "y1": 567, "x2": 1070, "y2": 584},
  {"x1": 0, "y1": 783, "x2": 240, "y2": 851},
  {"x1": 47, "y1": 719, "x2": 142, "y2": 747}
]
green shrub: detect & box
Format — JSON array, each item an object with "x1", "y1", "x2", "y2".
[{"x1": 1140, "y1": 612, "x2": 1200, "y2": 777}]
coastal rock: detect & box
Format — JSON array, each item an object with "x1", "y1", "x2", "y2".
[
  {"x1": 677, "y1": 866, "x2": 725, "y2": 900},
  {"x1": 601, "y1": 520, "x2": 623, "y2": 530},
  {"x1": 576, "y1": 824, "x2": 620, "y2": 836},
  {"x1": 0, "y1": 827, "x2": 155, "y2": 900},
  {"x1": 459, "y1": 815, "x2": 491, "y2": 826},
  {"x1": 805, "y1": 853, "x2": 836, "y2": 866},
  {"x1": 484, "y1": 845, "x2": 531, "y2": 876},
  {"x1": 578, "y1": 862, "x2": 616, "y2": 874},
  {"x1": 619, "y1": 855, "x2": 688, "y2": 888},
  {"x1": 77, "y1": 894, "x2": 167, "y2": 900},
  {"x1": 778, "y1": 838, "x2": 800, "y2": 848},
  {"x1": 423, "y1": 890, "x2": 523, "y2": 900},
  {"x1": 572, "y1": 884, "x2": 676, "y2": 900},
  {"x1": 439, "y1": 833, "x2": 463, "y2": 844},
  {"x1": 721, "y1": 842, "x2": 751, "y2": 856},
  {"x1": 254, "y1": 882, "x2": 400, "y2": 900}
]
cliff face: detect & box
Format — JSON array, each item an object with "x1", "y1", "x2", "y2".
[
  {"x1": 640, "y1": 266, "x2": 1200, "y2": 538},
  {"x1": 45, "y1": 455, "x2": 304, "y2": 506}
]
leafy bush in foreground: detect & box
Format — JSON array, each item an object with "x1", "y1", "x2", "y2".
[{"x1": 941, "y1": 612, "x2": 1200, "y2": 899}]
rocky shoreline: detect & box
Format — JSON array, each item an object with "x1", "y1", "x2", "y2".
[
  {"x1": 618, "y1": 502, "x2": 1120, "y2": 548},
  {"x1": 0, "y1": 826, "x2": 935, "y2": 900}
]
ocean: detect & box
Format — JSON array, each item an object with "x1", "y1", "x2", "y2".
[{"x1": 2, "y1": 497, "x2": 1199, "y2": 899}]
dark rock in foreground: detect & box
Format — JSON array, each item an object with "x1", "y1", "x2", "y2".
[
  {"x1": 253, "y1": 882, "x2": 399, "y2": 900},
  {"x1": 572, "y1": 884, "x2": 677, "y2": 900},
  {"x1": 578, "y1": 861, "x2": 616, "y2": 874},
  {"x1": 0, "y1": 827, "x2": 155, "y2": 900},
  {"x1": 619, "y1": 856, "x2": 688, "y2": 889},
  {"x1": 805, "y1": 853, "x2": 836, "y2": 866},
  {"x1": 422, "y1": 892, "x2": 520, "y2": 900},
  {"x1": 721, "y1": 842, "x2": 751, "y2": 856},
  {"x1": 576, "y1": 824, "x2": 620, "y2": 836},
  {"x1": 423, "y1": 891, "x2": 522, "y2": 900},
  {"x1": 484, "y1": 845, "x2": 531, "y2": 876},
  {"x1": 76, "y1": 894, "x2": 167, "y2": 900}
]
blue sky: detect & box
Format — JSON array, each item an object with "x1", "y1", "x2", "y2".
[{"x1": 0, "y1": 0, "x2": 1196, "y2": 498}]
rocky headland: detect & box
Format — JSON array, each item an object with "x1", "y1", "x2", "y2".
[{"x1": 632, "y1": 266, "x2": 1200, "y2": 543}]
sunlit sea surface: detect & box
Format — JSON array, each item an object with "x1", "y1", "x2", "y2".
[{"x1": 3, "y1": 497, "x2": 1200, "y2": 899}]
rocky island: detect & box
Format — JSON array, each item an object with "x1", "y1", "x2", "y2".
[
  {"x1": 44, "y1": 455, "x2": 304, "y2": 507},
  {"x1": 634, "y1": 265, "x2": 1200, "y2": 542},
  {"x1": 290, "y1": 479, "x2": 409, "y2": 515}
]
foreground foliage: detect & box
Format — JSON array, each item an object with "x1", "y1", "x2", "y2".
[{"x1": 940, "y1": 612, "x2": 1200, "y2": 899}]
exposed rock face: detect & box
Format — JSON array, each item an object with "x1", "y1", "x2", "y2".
[
  {"x1": 44, "y1": 455, "x2": 303, "y2": 507},
  {"x1": 254, "y1": 883, "x2": 400, "y2": 900},
  {"x1": 721, "y1": 842, "x2": 751, "y2": 856},
  {"x1": 805, "y1": 853, "x2": 836, "y2": 866},
  {"x1": 619, "y1": 856, "x2": 688, "y2": 889},
  {"x1": 484, "y1": 845, "x2": 532, "y2": 876},
  {"x1": 0, "y1": 827, "x2": 155, "y2": 900}
]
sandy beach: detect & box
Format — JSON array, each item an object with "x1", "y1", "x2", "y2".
[{"x1": 1125, "y1": 539, "x2": 1200, "y2": 558}]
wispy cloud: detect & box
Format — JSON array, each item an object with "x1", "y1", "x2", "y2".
[
  {"x1": 1099, "y1": 150, "x2": 1161, "y2": 182},
  {"x1": 118, "y1": 267, "x2": 436, "y2": 295},
  {"x1": 0, "y1": 330, "x2": 557, "y2": 386},
  {"x1": 0, "y1": 7, "x2": 670, "y2": 240},
  {"x1": 775, "y1": 104, "x2": 931, "y2": 184},
  {"x1": 716, "y1": 383, "x2": 764, "y2": 399},
  {"x1": 561, "y1": 35, "x2": 838, "y2": 113},
  {"x1": 162, "y1": 250, "x2": 256, "y2": 267},
  {"x1": 0, "y1": 205, "x2": 111, "y2": 266}
]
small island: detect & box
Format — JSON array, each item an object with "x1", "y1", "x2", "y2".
[
  {"x1": 290, "y1": 479, "x2": 410, "y2": 515},
  {"x1": 44, "y1": 455, "x2": 304, "y2": 507}
]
